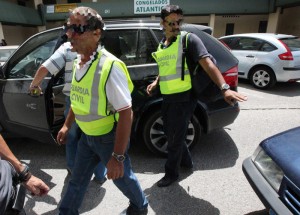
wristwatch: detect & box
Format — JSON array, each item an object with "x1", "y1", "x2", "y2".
[
  {"x1": 112, "y1": 152, "x2": 125, "y2": 162},
  {"x1": 18, "y1": 164, "x2": 32, "y2": 183},
  {"x1": 220, "y1": 83, "x2": 230, "y2": 91}
]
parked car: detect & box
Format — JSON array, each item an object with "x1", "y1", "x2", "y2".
[
  {"x1": 219, "y1": 33, "x2": 300, "y2": 89},
  {"x1": 242, "y1": 126, "x2": 300, "y2": 215},
  {"x1": 0, "y1": 21, "x2": 240, "y2": 156},
  {"x1": 0, "y1": 45, "x2": 19, "y2": 66}
]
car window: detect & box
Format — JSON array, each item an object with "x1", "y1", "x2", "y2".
[
  {"x1": 103, "y1": 29, "x2": 138, "y2": 66},
  {"x1": 8, "y1": 39, "x2": 57, "y2": 78},
  {"x1": 261, "y1": 42, "x2": 276, "y2": 52},
  {"x1": 152, "y1": 29, "x2": 164, "y2": 43},
  {"x1": 280, "y1": 37, "x2": 300, "y2": 51},
  {"x1": 221, "y1": 37, "x2": 268, "y2": 51},
  {"x1": 220, "y1": 37, "x2": 242, "y2": 50},
  {"x1": 135, "y1": 29, "x2": 158, "y2": 64},
  {"x1": 0, "y1": 48, "x2": 16, "y2": 62},
  {"x1": 103, "y1": 28, "x2": 160, "y2": 66}
]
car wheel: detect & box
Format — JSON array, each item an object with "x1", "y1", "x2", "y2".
[
  {"x1": 249, "y1": 66, "x2": 276, "y2": 89},
  {"x1": 142, "y1": 109, "x2": 202, "y2": 156}
]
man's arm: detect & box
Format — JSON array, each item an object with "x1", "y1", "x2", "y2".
[
  {"x1": 0, "y1": 135, "x2": 50, "y2": 196},
  {"x1": 30, "y1": 65, "x2": 50, "y2": 88},
  {"x1": 106, "y1": 107, "x2": 132, "y2": 180},
  {"x1": 57, "y1": 107, "x2": 75, "y2": 145},
  {"x1": 199, "y1": 57, "x2": 248, "y2": 105}
]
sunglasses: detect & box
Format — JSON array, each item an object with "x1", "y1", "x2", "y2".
[
  {"x1": 63, "y1": 24, "x2": 93, "y2": 35},
  {"x1": 165, "y1": 19, "x2": 183, "y2": 27}
]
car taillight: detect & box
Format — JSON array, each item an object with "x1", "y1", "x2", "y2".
[
  {"x1": 278, "y1": 40, "x2": 294, "y2": 60},
  {"x1": 223, "y1": 65, "x2": 238, "y2": 88}
]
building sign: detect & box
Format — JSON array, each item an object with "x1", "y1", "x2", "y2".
[
  {"x1": 134, "y1": 0, "x2": 169, "y2": 14},
  {"x1": 54, "y1": 4, "x2": 77, "y2": 13}
]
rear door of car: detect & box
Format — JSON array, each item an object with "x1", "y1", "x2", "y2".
[
  {"x1": 221, "y1": 36, "x2": 262, "y2": 77},
  {"x1": 0, "y1": 28, "x2": 64, "y2": 143},
  {"x1": 102, "y1": 26, "x2": 162, "y2": 110}
]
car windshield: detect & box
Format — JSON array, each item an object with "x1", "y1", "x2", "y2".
[
  {"x1": 0, "y1": 48, "x2": 16, "y2": 62},
  {"x1": 280, "y1": 37, "x2": 300, "y2": 51}
]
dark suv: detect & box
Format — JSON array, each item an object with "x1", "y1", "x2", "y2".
[{"x1": 0, "y1": 21, "x2": 239, "y2": 156}]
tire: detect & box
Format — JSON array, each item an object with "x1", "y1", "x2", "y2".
[
  {"x1": 142, "y1": 109, "x2": 202, "y2": 156},
  {"x1": 249, "y1": 66, "x2": 276, "y2": 89}
]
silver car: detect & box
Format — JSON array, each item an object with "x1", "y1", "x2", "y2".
[
  {"x1": 219, "y1": 33, "x2": 300, "y2": 89},
  {"x1": 0, "y1": 45, "x2": 18, "y2": 66}
]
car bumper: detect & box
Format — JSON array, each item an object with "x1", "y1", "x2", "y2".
[
  {"x1": 206, "y1": 102, "x2": 239, "y2": 133},
  {"x1": 276, "y1": 67, "x2": 300, "y2": 82},
  {"x1": 242, "y1": 157, "x2": 293, "y2": 215}
]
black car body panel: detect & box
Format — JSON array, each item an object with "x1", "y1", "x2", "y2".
[
  {"x1": 243, "y1": 126, "x2": 300, "y2": 215},
  {"x1": 0, "y1": 22, "x2": 240, "y2": 153}
]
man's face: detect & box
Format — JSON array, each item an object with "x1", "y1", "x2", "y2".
[
  {"x1": 162, "y1": 13, "x2": 183, "y2": 38},
  {"x1": 65, "y1": 14, "x2": 96, "y2": 54}
]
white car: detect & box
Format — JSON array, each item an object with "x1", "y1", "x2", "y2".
[
  {"x1": 219, "y1": 33, "x2": 300, "y2": 89},
  {"x1": 0, "y1": 45, "x2": 19, "y2": 66}
]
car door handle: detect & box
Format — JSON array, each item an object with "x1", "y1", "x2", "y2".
[
  {"x1": 246, "y1": 55, "x2": 255, "y2": 58},
  {"x1": 26, "y1": 103, "x2": 37, "y2": 110}
]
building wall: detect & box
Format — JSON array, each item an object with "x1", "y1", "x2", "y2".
[
  {"x1": 277, "y1": 6, "x2": 300, "y2": 36},
  {"x1": 2, "y1": 25, "x2": 38, "y2": 46},
  {"x1": 213, "y1": 14, "x2": 268, "y2": 37}
]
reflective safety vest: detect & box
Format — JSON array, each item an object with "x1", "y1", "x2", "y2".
[
  {"x1": 152, "y1": 31, "x2": 191, "y2": 95},
  {"x1": 70, "y1": 49, "x2": 134, "y2": 136}
]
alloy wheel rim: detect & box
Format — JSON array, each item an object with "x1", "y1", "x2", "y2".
[
  {"x1": 149, "y1": 117, "x2": 195, "y2": 153},
  {"x1": 253, "y1": 70, "x2": 270, "y2": 87}
]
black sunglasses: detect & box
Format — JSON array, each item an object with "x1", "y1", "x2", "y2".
[
  {"x1": 63, "y1": 24, "x2": 93, "y2": 34},
  {"x1": 165, "y1": 19, "x2": 183, "y2": 27}
]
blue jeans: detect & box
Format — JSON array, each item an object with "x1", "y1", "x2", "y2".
[
  {"x1": 64, "y1": 96, "x2": 106, "y2": 180},
  {"x1": 59, "y1": 127, "x2": 148, "y2": 215}
]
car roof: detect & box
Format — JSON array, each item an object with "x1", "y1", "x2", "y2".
[
  {"x1": 220, "y1": 33, "x2": 297, "y2": 40},
  {"x1": 104, "y1": 20, "x2": 213, "y2": 34},
  {"x1": 104, "y1": 20, "x2": 161, "y2": 29}
]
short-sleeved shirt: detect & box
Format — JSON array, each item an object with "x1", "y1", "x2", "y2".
[{"x1": 42, "y1": 42, "x2": 77, "y2": 96}]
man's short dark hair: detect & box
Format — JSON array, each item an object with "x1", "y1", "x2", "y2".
[{"x1": 160, "y1": 5, "x2": 183, "y2": 20}]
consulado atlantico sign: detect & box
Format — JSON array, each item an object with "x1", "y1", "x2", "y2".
[{"x1": 134, "y1": 0, "x2": 170, "y2": 14}]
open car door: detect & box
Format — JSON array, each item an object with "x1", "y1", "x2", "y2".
[{"x1": 0, "y1": 28, "x2": 65, "y2": 144}]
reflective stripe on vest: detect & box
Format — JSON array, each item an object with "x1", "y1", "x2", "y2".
[
  {"x1": 62, "y1": 51, "x2": 77, "y2": 96},
  {"x1": 71, "y1": 49, "x2": 133, "y2": 136},
  {"x1": 152, "y1": 31, "x2": 191, "y2": 95}
]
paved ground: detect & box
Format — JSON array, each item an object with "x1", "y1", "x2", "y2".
[{"x1": 7, "y1": 81, "x2": 300, "y2": 215}]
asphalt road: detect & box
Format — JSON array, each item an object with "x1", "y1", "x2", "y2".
[{"x1": 7, "y1": 80, "x2": 300, "y2": 215}]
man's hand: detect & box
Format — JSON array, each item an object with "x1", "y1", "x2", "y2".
[
  {"x1": 29, "y1": 85, "x2": 43, "y2": 97},
  {"x1": 106, "y1": 157, "x2": 124, "y2": 180},
  {"x1": 23, "y1": 175, "x2": 50, "y2": 196},
  {"x1": 56, "y1": 125, "x2": 69, "y2": 145},
  {"x1": 223, "y1": 90, "x2": 248, "y2": 106},
  {"x1": 146, "y1": 78, "x2": 158, "y2": 96}
]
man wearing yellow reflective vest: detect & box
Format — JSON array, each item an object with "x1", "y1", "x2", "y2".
[
  {"x1": 147, "y1": 5, "x2": 248, "y2": 187},
  {"x1": 56, "y1": 7, "x2": 148, "y2": 215}
]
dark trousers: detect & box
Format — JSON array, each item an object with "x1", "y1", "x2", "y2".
[{"x1": 162, "y1": 97, "x2": 197, "y2": 179}]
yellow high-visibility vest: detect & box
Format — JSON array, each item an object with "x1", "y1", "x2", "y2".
[
  {"x1": 70, "y1": 49, "x2": 133, "y2": 136},
  {"x1": 152, "y1": 31, "x2": 191, "y2": 95}
]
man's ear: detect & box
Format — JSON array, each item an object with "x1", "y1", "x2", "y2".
[{"x1": 94, "y1": 29, "x2": 101, "y2": 36}]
